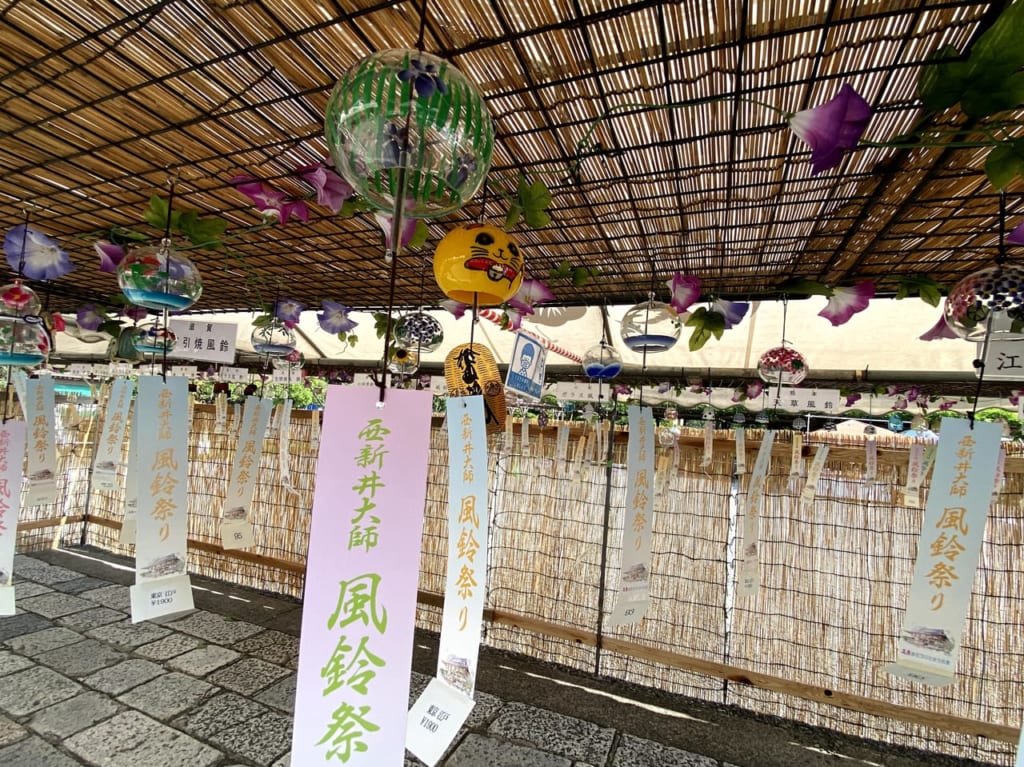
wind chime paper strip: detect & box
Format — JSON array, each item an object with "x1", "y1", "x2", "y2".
[
  {"x1": 10, "y1": 369, "x2": 27, "y2": 419},
  {"x1": 555, "y1": 424, "x2": 569, "y2": 475},
  {"x1": 278, "y1": 399, "x2": 293, "y2": 490},
  {"x1": 735, "y1": 428, "x2": 746, "y2": 474},
  {"x1": 883, "y1": 418, "x2": 1002, "y2": 687},
  {"x1": 738, "y1": 430, "x2": 776, "y2": 597},
  {"x1": 292, "y1": 387, "x2": 432, "y2": 767},
  {"x1": 799, "y1": 445, "x2": 830, "y2": 512},
  {"x1": 904, "y1": 443, "x2": 925, "y2": 508},
  {"x1": 407, "y1": 396, "x2": 487, "y2": 765},
  {"x1": 0, "y1": 422, "x2": 26, "y2": 615},
  {"x1": 23, "y1": 376, "x2": 57, "y2": 507},
  {"x1": 607, "y1": 405, "x2": 655, "y2": 627},
  {"x1": 519, "y1": 416, "x2": 529, "y2": 453},
  {"x1": 310, "y1": 409, "x2": 322, "y2": 449},
  {"x1": 214, "y1": 392, "x2": 228, "y2": 434},
  {"x1": 992, "y1": 446, "x2": 1005, "y2": 504},
  {"x1": 865, "y1": 436, "x2": 877, "y2": 481},
  {"x1": 701, "y1": 420, "x2": 713, "y2": 468},
  {"x1": 222, "y1": 396, "x2": 274, "y2": 550},
  {"x1": 120, "y1": 402, "x2": 139, "y2": 546},
  {"x1": 789, "y1": 432, "x2": 803, "y2": 479},
  {"x1": 504, "y1": 410, "x2": 514, "y2": 451},
  {"x1": 92, "y1": 378, "x2": 133, "y2": 491},
  {"x1": 130, "y1": 376, "x2": 194, "y2": 623}
]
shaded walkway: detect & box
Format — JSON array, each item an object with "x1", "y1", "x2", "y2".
[{"x1": 0, "y1": 548, "x2": 997, "y2": 767}]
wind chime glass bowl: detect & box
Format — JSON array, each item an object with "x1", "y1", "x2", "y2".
[
  {"x1": 394, "y1": 312, "x2": 444, "y2": 353},
  {"x1": 118, "y1": 239, "x2": 203, "y2": 311},
  {"x1": 619, "y1": 300, "x2": 680, "y2": 353},
  {"x1": 325, "y1": 48, "x2": 494, "y2": 219},
  {"x1": 581, "y1": 342, "x2": 623, "y2": 379},
  {"x1": 251, "y1": 320, "x2": 297, "y2": 357},
  {"x1": 0, "y1": 280, "x2": 46, "y2": 366},
  {"x1": 757, "y1": 344, "x2": 808, "y2": 385},
  {"x1": 132, "y1": 322, "x2": 177, "y2": 355},
  {"x1": 942, "y1": 264, "x2": 1024, "y2": 341}
]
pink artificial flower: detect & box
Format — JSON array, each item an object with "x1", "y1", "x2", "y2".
[
  {"x1": 0, "y1": 281, "x2": 35, "y2": 310},
  {"x1": 439, "y1": 299, "x2": 468, "y2": 319},
  {"x1": 789, "y1": 84, "x2": 872, "y2": 175},
  {"x1": 885, "y1": 384, "x2": 902, "y2": 397},
  {"x1": 818, "y1": 280, "x2": 874, "y2": 326},
  {"x1": 893, "y1": 395, "x2": 909, "y2": 410},
  {"x1": 1009, "y1": 221, "x2": 1024, "y2": 246},
  {"x1": 666, "y1": 273, "x2": 700, "y2": 314},
  {"x1": 123, "y1": 305, "x2": 148, "y2": 322},
  {"x1": 51, "y1": 313, "x2": 66, "y2": 332},
  {"x1": 374, "y1": 208, "x2": 416, "y2": 252},
  {"x1": 274, "y1": 299, "x2": 304, "y2": 328},
  {"x1": 508, "y1": 278, "x2": 555, "y2": 314},
  {"x1": 745, "y1": 380, "x2": 764, "y2": 400},
  {"x1": 712, "y1": 299, "x2": 750, "y2": 329},
  {"x1": 230, "y1": 175, "x2": 309, "y2": 224},
  {"x1": 504, "y1": 306, "x2": 527, "y2": 330},
  {"x1": 938, "y1": 400, "x2": 957, "y2": 411},
  {"x1": 1010, "y1": 390, "x2": 1024, "y2": 407},
  {"x1": 94, "y1": 240, "x2": 125, "y2": 273},
  {"x1": 844, "y1": 392, "x2": 862, "y2": 407},
  {"x1": 919, "y1": 311, "x2": 957, "y2": 341},
  {"x1": 284, "y1": 348, "x2": 302, "y2": 363},
  {"x1": 612, "y1": 384, "x2": 632, "y2": 397},
  {"x1": 297, "y1": 163, "x2": 354, "y2": 214}
]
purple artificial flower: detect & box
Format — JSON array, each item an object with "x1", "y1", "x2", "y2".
[
  {"x1": 689, "y1": 383, "x2": 711, "y2": 395},
  {"x1": 938, "y1": 400, "x2": 957, "y2": 411},
  {"x1": 656, "y1": 381, "x2": 673, "y2": 394},
  {"x1": 297, "y1": 163, "x2": 354, "y2": 214},
  {"x1": 230, "y1": 175, "x2": 309, "y2": 224},
  {"x1": 844, "y1": 392, "x2": 862, "y2": 407},
  {"x1": 318, "y1": 299, "x2": 358, "y2": 334},
  {"x1": 919, "y1": 312, "x2": 957, "y2": 341},
  {"x1": 1010, "y1": 390, "x2": 1021, "y2": 407},
  {"x1": 818, "y1": 280, "x2": 874, "y2": 326},
  {"x1": 440, "y1": 299, "x2": 468, "y2": 319},
  {"x1": 789, "y1": 84, "x2": 872, "y2": 175},
  {"x1": 504, "y1": 306, "x2": 527, "y2": 331},
  {"x1": 94, "y1": 240, "x2": 125, "y2": 273},
  {"x1": 745, "y1": 380, "x2": 764, "y2": 400},
  {"x1": 374, "y1": 208, "x2": 416, "y2": 252},
  {"x1": 893, "y1": 395, "x2": 909, "y2": 410},
  {"x1": 123, "y1": 305, "x2": 148, "y2": 322},
  {"x1": 886, "y1": 384, "x2": 902, "y2": 397},
  {"x1": 712, "y1": 299, "x2": 750, "y2": 329},
  {"x1": 274, "y1": 299, "x2": 304, "y2": 328},
  {"x1": 612, "y1": 384, "x2": 632, "y2": 397},
  {"x1": 76, "y1": 304, "x2": 105, "y2": 331},
  {"x1": 1009, "y1": 221, "x2": 1024, "y2": 246},
  {"x1": 3, "y1": 225, "x2": 74, "y2": 280},
  {"x1": 508, "y1": 278, "x2": 555, "y2": 314},
  {"x1": 666, "y1": 272, "x2": 700, "y2": 314},
  {"x1": 397, "y1": 58, "x2": 448, "y2": 100}
]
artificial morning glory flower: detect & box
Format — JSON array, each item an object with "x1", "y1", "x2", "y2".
[
  {"x1": 230, "y1": 175, "x2": 309, "y2": 225},
  {"x1": 503, "y1": 306, "x2": 527, "y2": 331},
  {"x1": 818, "y1": 280, "x2": 874, "y2": 326},
  {"x1": 398, "y1": 58, "x2": 448, "y2": 100},
  {"x1": 318, "y1": 300, "x2": 358, "y2": 334},
  {"x1": 666, "y1": 272, "x2": 700, "y2": 314},
  {"x1": 374, "y1": 208, "x2": 416, "y2": 252},
  {"x1": 94, "y1": 240, "x2": 125, "y2": 273},
  {"x1": 789, "y1": 84, "x2": 872, "y2": 175},
  {"x1": 508, "y1": 278, "x2": 556, "y2": 314},
  {"x1": 274, "y1": 299, "x2": 304, "y2": 328},
  {"x1": 439, "y1": 299, "x2": 468, "y2": 319},
  {"x1": 919, "y1": 311, "x2": 957, "y2": 341},
  {"x1": 1009, "y1": 220, "x2": 1024, "y2": 245},
  {"x1": 76, "y1": 304, "x2": 106, "y2": 331},
  {"x1": 843, "y1": 392, "x2": 862, "y2": 407},
  {"x1": 3, "y1": 225, "x2": 74, "y2": 280},
  {"x1": 123, "y1": 305, "x2": 149, "y2": 322},
  {"x1": 712, "y1": 298, "x2": 750, "y2": 329},
  {"x1": 297, "y1": 163, "x2": 354, "y2": 214}
]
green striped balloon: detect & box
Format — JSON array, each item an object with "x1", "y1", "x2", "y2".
[{"x1": 325, "y1": 49, "x2": 494, "y2": 219}]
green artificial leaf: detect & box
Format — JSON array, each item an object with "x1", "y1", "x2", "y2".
[
  {"x1": 548, "y1": 261, "x2": 573, "y2": 281},
  {"x1": 251, "y1": 314, "x2": 273, "y2": 328},
  {"x1": 408, "y1": 220, "x2": 429, "y2": 248},
  {"x1": 504, "y1": 202, "x2": 523, "y2": 230},
  {"x1": 347, "y1": 333, "x2": 358, "y2": 347},
  {"x1": 523, "y1": 207, "x2": 552, "y2": 228},
  {"x1": 143, "y1": 195, "x2": 170, "y2": 231},
  {"x1": 177, "y1": 210, "x2": 198, "y2": 234},
  {"x1": 964, "y1": 0, "x2": 1024, "y2": 82},
  {"x1": 97, "y1": 319, "x2": 123, "y2": 337},
  {"x1": 373, "y1": 312, "x2": 390, "y2": 339},
  {"x1": 571, "y1": 267, "x2": 592, "y2": 287},
  {"x1": 512, "y1": 176, "x2": 552, "y2": 230},
  {"x1": 184, "y1": 216, "x2": 228, "y2": 248},
  {"x1": 684, "y1": 308, "x2": 726, "y2": 351},
  {"x1": 918, "y1": 45, "x2": 967, "y2": 111},
  {"x1": 338, "y1": 196, "x2": 372, "y2": 217},
  {"x1": 110, "y1": 226, "x2": 149, "y2": 243},
  {"x1": 895, "y1": 275, "x2": 945, "y2": 306},
  {"x1": 778, "y1": 278, "x2": 833, "y2": 297},
  {"x1": 984, "y1": 142, "x2": 1024, "y2": 189}
]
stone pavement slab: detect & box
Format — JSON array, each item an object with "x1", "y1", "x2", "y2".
[
  {"x1": 172, "y1": 691, "x2": 275, "y2": 740},
  {"x1": 0, "y1": 665, "x2": 82, "y2": 715},
  {"x1": 55, "y1": 605, "x2": 127, "y2": 631},
  {"x1": 207, "y1": 656, "x2": 292, "y2": 695},
  {"x1": 11, "y1": 581, "x2": 52, "y2": 599},
  {"x1": 0, "y1": 734, "x2": 81, "y2": 766},
  {"x1": 210, "y1": 709, "x2": 293, "y2": 764},
  {"x1": 0, "y1": 713, "x2": 26, "y2": 746},
  {"x1": 167, "y1": 644, "x2": 240, "y2": 676},
  {"x1": 35, "y1": 637, "x2": 126, "y2": 677},
  {"x1": 135, "y1": 631, "x2": 203, "y2": 660},
  {"x1": 77, "y1": 583, "x2": 131, "y2": 610},
  {"x1": 14, "y1": 565, "x2": 81, "y2": 585},
  {"x1": 4, "y1": 626, "x2": 83, "y2": 655},
  {"x1": 27, "y1": 691, "x2": 120, "y2": 739},
  {"x1": 446, "y1": 732, "x2": 573, "y2": 766},
  {"x1": 254, "y1": 672, "x2": 297, "y2": 713},
  {"x1": 117, "y1": 671, "x2": 217, "y2": 719},
  {"x1": 0, "y1": 612, "x2": 53, "y2": 642},
  {"x1": 233, "y1": 628, "x2": 300, "y2": 667},
  {"x1": 51, "y1": 576, "x2": 114, "y2": 595},
  {"x1": 84, "y1": 658, "x2": 165, "y2": 695},
  {"x1": 168, "y1": 610, "x2": 265, "y2": 643},
  {"x1": 487, "y1": 701, "x2": 615, "y2": 764},
  {"x1": 86, "y1": 618, "x2": 170, "y2": 648},
  {"x1": 65, "y1": 710, "x2": 222, "y2": 767},
  {"x1": 611, "y1": 733, "x2": 719, "y2": 766},
  {"x1": 0, "y1": 649, "x2": 34, "y2": 676},
  {"x1": 18, "y1": 591, "x2": 96, "y2": 618}
]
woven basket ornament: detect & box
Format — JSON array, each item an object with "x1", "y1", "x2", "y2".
[{"x1": 445, "y1": 342, "x2": 505, "y2": 433}]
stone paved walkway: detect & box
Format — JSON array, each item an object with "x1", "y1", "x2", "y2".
[{"x1": 0, "y1": 548, "x2": 1000, "y2": 767}]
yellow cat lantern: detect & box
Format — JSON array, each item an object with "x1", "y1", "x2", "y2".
[{"x1": 433, "y1": 224, "x2": 523, "y2": 306}]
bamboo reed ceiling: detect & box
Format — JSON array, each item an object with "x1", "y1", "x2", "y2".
[{"x1": 1, "y1": 0, "x2": 1022, "y2": 312}]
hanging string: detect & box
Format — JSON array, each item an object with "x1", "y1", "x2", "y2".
[
  {"x1": 773, "y1": 296, "x2": 789, "y2": 408},
  {"x1": 160, "y1": 175, "x2": 178, "y2": 384},
  {"x1": 968, "y1": 193, "x2": 1008, "y2": 429},
  {"x1": 414, "y1": 0, "x2": 429, "y2": 51},
  {"x1": 378, "y1": 238, "x2": 402, "y2": 404},
  {"x1": 2, "y1": 210, "x2": 33, "y2": 424}
]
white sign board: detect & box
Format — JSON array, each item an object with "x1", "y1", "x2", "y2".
[{"x1": 168, "y1": 319, "x2": 237, "y2": 363}]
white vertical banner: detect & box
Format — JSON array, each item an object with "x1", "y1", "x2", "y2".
[
  {"x1": 120, "y1": 402, "x2": 139, "y2": 545},
  {"x1": 884, "y1": 418, "x2": 1001, "y2": 686},
  {"x1": 129, "y1": 376, "x2": 194, "y2": 622},
  {"x1": 607, "y1": 405, "x2": 655, "y2": 627},
  {"x1": 221, "y1": 396, "x2": 273, "y2": 549},
  {"x1": 0, "y1": 422, "x2": 26, "y2": 615},
  {"x1": 799, "y1": 445, "x2": 830, "y2": 513},
  {"x1": 406, "y1": 396, "x2": 487, "y2": 765},
  {"x1": 92, "y1": 378, "x2": 133, "y2": 491},
  {"x1": 292, "y1": 387, "x2": 432, "y2": 767},
  {"x1": 24, "y1": 377, "x2": 57, "y2": 506},
  {"x1": 738, "y1": 431, "x2": 775, "y2": 597}
]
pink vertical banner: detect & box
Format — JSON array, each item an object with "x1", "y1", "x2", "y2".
[{"x1": 292, "y1": 386, "x2": 433, "y2": 766}]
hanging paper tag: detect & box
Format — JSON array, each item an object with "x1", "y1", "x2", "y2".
[
  {"x1": 607, "y1": 406, "x2": 655, "y2": 626},
  {"x1": 214, "y1": 392, "x2": 228, "y2": 434},
  {"x1": 10, "y1": 369, "x2": 28, "y2": 419},
  {"x1": 884, "y1": 419, "x2": 1001, "y2": 686},
  {"x1": 24, "y1": 377, "x2": 58, "y2": 506},
  {"x1": 789, "y1": 433, "x2": 803, "y2": 479},
  {"x1": 0, "y1": 422, "x2": 26, "y2": 615},
  {"x1": 278, "y1": 399, "x2": 293, "y2": 489},
  {"x1": 120, "y1": 403, "x2": 139, "y2": 546},
  {"x1": 292, "y1": 388, "x2": 433, "y2": 766},
  {"x1": 222, "y1": 396, "x2": 274, "y2": 550},
  {"x1": 130, "y1": 376, "x2": 194, "y2": 622},
  {"x1": 799, "y1": 445, "x2": 830, "y2": 512},
  {"x1": 555, "y1": 424, "x2": 569, "y2": 474},
  {"x1": 407, "y1": 678, "x2": 475, "y2": 767},
  {"x1": 536, "y1": 425, "x2": 545, "y2": 458},
  {"x1": 701, "y1": 420, "x2": 714, "y2": 468},
  {"x1": 170, "y1": 365, "x2": 197, "y2": 379},
  {"x1": 572, "y1": 435, "x2": 586, "y2": 485},
  {"x1": 992, "y1": 446, "x2": 1005, "y2": 504},
  {"x1": 504, "y1": 408, "x2": 514, "y2": 450},
  {"x1": 865, "y1": 437, "x2": 878, "y2": 481},
  {"x1": 738, "y1": 431, "x2": 775, "y2": 597},
  {"x1": 92, "y1": 378, "x2": 133, "y2": 491},
  {"x1": 229, "y1": 402, "x2": 241, "y2": 436},
  {"x1": 220, "y1": 366, "x2": 249, "y2": 383},
  {"x1": 310, "y1": 409, "x2": 322, "y2": 450},
  {"x1": 520, "y1": 416, "x2": 529, "y2": 454},
  {"x1": 735, "y1": 429, "x2": 746, "y2": 475},
  {"x1": 905, "y1": 443, "x2": 925, "y2": 508}
]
